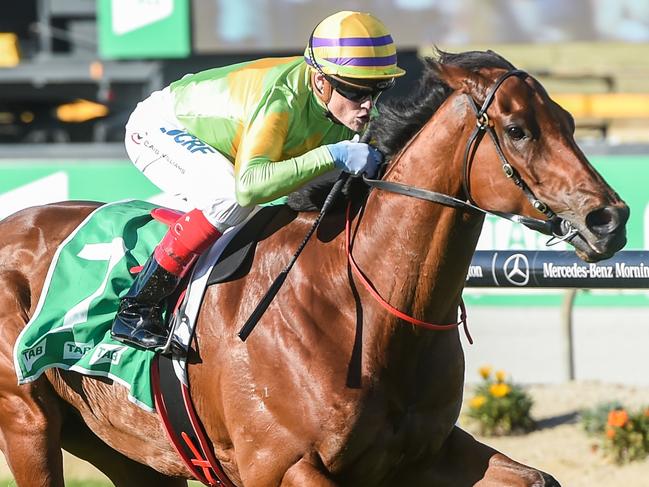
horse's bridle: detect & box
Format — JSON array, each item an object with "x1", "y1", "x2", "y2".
[{"x1": 364, "y1": 69, "x2": 578, "y2": 244}]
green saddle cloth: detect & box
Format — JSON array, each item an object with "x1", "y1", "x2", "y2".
[{"x1": 14, "y1": 200, "x2": 168, "y2": 411}]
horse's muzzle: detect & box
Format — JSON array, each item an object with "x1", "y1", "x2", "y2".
[
  {"x1": 574, "y1": 204, "x2": 629, "y2": 262},
  {"x1": 585, "y1": 205, "x2": 629, "y2": 239}
]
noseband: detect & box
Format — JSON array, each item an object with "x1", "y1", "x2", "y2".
[{"x1": 365, "y1": 69, "x2": 578, "y2": 244}]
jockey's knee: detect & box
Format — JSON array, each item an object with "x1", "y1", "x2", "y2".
[{"x1": 199, "y1": 200, "x2": 254, "y2": 233}]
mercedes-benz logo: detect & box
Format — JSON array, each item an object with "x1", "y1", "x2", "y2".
[{"x1": 503, "y1": 253, "x2": 530, "y2": 286}]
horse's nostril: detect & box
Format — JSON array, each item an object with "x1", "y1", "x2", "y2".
[{"x1": 585, "y1": 206, "x2": 628, "y2": 237}]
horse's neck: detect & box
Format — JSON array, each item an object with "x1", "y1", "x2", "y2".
[{"x1": 356, "y1": 102, "x2": 483, "y2": 328}]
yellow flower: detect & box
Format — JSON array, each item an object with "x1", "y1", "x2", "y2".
[
  {"x1": 489, "y1": 383, "x2": 511, "y2": 398},
  {"x1": 470, "y1": 395, "x2": 487, "y2": 409},
  {"x1": 495, "y1": 370, "x2": 507, "y2": 382},
  {"x1": 479, "y1": 365, "x2": 492, "y2": 380}
]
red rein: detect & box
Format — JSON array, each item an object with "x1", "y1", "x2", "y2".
[{"x1": 345, "y1": 203, "x2": 473, "y2": 344}]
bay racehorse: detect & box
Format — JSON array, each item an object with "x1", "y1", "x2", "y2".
[{"x1": 0, "y1": 50, "x2": 628, "y2": 486}]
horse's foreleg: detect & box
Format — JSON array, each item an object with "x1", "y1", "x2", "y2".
[
  {"x1": 413, "y1": 426, "x2": 560, "y2": 487},
  {"x1": 280, "y1": 458, "x2": 338, "y2": 487}
]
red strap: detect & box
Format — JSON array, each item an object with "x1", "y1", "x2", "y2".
[{"x1": 345, "y1": 203, "x2": 473, "y2": 344}]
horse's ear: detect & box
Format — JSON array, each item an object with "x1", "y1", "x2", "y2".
[{"x1": 431, "y1": 62, "x2": 485, "y2": 98}]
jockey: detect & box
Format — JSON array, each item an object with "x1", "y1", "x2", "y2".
[{"x1": 111, "y1": 10, "x2": 406, "y2": 350}]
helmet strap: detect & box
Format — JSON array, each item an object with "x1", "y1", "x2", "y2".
[
  {"x1": 311, "y1": 71, "x2": 332, "y2": 105},
  {"x1": 311, "y1": 71, "x2": 344, "y2": 125}
]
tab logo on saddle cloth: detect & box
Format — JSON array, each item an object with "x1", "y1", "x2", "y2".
[
  {"x1": 89, "y1": 344, "x2": 126, "y2": 366},
  {"x1": 63, "y1": 341, "x2": 94, "y2": 360},
  {"x1": 159, "y1": 127, "x2": 216, "y2": 154},
  {"x1": 21, "y1": 338, "x2": 46, "y2": 372}
]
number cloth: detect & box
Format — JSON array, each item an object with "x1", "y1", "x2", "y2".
[{"x1": 14, "y1": 201, "x2": 166, "y2": 411}]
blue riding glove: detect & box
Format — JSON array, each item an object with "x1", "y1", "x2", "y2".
[{"x1": 326, "y1": 138, "x2": 382, "y2": 178}]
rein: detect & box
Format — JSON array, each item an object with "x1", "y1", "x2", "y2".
[
  {"x1": 345, "y1": 202, "x2": 473, "y2": 343},
  {"x1": 365, "y1": 69, "x2": 579, "y2": 245},
  {"x1": 345, "y1": 69, "x2": 586, "y2": 343},
  {"x1": 362, "y1": 176, "x2": 553, "y2": 234}
]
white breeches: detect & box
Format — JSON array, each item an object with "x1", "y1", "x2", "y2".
[{"x1": 123, "y1": 86, "x2": 253, "y2": 232}]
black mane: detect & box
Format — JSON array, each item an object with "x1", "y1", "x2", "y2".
[
  {"x1": 367, "y1": 48, "x2": 516, "y2": 159},
  {"x1": 287, "y1": 49, "x2": 516, "y2": 211}
]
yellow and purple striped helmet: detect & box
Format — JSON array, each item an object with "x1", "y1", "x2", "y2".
[{"x1": 305, "y1": 11, "x2": 406, "y2": 80}]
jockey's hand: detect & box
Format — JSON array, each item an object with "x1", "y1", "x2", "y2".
[{"x1": 327, "y1": 136, "x2": 382, "y2": 178}]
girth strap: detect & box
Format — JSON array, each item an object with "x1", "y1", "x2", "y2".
[{"x1": 152, "y1": 355, "x2": 236, "y2": 486}]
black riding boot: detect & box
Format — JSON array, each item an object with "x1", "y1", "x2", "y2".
[{"x1": 110, "y1": 256, "x2": 181, "y2": 350}]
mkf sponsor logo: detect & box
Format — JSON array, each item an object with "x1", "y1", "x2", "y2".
[{"x1": 159, "y1": 127, "x2": 216, "y2": 154}]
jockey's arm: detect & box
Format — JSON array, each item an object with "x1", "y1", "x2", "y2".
[{"x1": 234, "y1": 98, "x2": 337, "y2": 207}]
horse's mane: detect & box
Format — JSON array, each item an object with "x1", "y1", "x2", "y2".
[
  {"x1": 367, "y1": 48, "x2": 516, "y2": 159},
  {"x1": 287, "y1": 48, "x2": 515, "y2": 211}
]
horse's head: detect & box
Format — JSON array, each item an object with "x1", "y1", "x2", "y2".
[{"x1": 427, "y1": 51, "x2": 629, "y2": 262}]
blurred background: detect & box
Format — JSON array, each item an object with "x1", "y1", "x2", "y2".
[
  {"x1": 1, "y1": 0, "x2": 649, "y2": 386},
  {"x1": 1, "y1": 2, "x2": 649, "y2": 485}
]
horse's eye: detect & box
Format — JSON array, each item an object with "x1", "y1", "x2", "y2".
[{"x1": 506, "y1": 125, "x2": 525, "y2": 141}]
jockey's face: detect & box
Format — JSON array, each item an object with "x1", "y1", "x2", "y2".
[
  {"x1": 312, "y1": 72, "x2": 373, "y2": 132},
  {"x1": 327, "y1": 87, "x2": 373, "y2": 132}
]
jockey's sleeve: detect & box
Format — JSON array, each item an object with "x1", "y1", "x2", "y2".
[{"x1": 234, "y1": 97, "x2": 336, "y2": 207}]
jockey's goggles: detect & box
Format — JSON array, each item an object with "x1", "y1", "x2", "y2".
[{"x1": 326, "y1": 75, "x2": 395, "y2": 103}]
